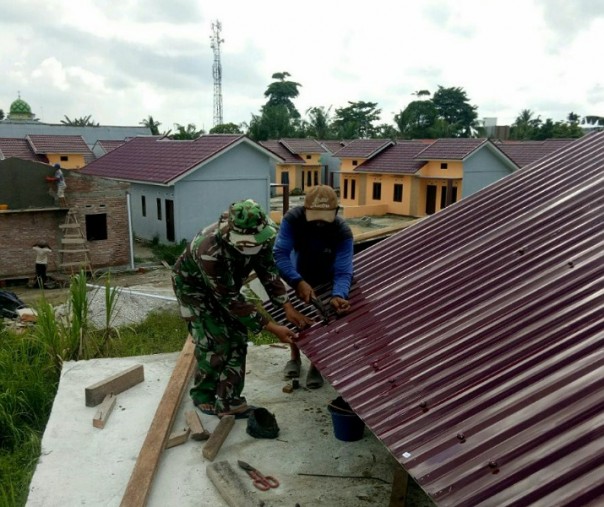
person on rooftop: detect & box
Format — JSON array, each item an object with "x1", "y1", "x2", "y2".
[
  {"x1": 172, "y1": 199, "x2": 312, "y2": 418},
  {"x1": 273, "y1": 185, "x2": 354, "y2": 388}
]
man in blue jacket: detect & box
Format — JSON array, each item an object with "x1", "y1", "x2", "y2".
[{"x1": 273, "y1": 185, "x2": 354, "y2": 388}]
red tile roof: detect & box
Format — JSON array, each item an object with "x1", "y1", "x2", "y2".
[
  {"x1": 26, "y1": 135, "x2": 92, "y2": 155},
  {"x1": 82, "y1": 135, "x2": 265, "y2": 184},
  {"x1": 279, "y1": 138, "x2": 325, "y2": 154},
  {"x1": 415, "y1": 137, "x2": 487, "y2": 160},
  {"x1": 319, "y1": 140, "x2": 349, "y2": 154},
  {"x1": 96, "y1": 139, "x2": 127, "y2": 153},
  {"x1": 354, "y1": 141, "x2": 430, "y2": 174},
  {"x1": 0, "y1": 137, "x2": 41, "y2": 161},
  {"x1": 259, "y1": 140, "x2": 302, "y2": 164},
  {"x1": 270, "y1": 130, "x2": 604, "y2": 506},
  {"x1": 333, "y1": 139, "x2": 394, "y2": 158},
  {"x1": 494, "y1": 139, "x2": 577, "y2": 167}
]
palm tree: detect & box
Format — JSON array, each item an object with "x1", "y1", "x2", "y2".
[
  {"x1": 60, "y1": 114, "x2": 99, "y2": 126},
  {"x1": 140, "y1": 115, "x2": 161, "y2": 135}
]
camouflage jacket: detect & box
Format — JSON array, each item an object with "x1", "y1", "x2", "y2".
[{"x1": 172, "y1": 217, "x2": 288, "y2": 333}]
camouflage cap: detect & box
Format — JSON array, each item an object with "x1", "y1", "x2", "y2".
[{"x1": 227, "y1": 199, "x2": 276, "y2": 246}]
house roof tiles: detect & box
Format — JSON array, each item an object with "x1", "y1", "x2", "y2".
[
  {"x1": 414, "y1": 137, "x2": 487, "y2": 160},
  {"x1": 26, "y1": 135, "x2": 93, "y2": 155},
  {"x1": 354, "y1": 141, "x2": 430, "y2": 174},
  {"x1": 82, "y1": 135, "x2": 270, "y2": 184},
  {"x1": 269, "y1": 130, "x2": 604, "y2": 506},
  {"x1": 0, "y1": 137, "x2": 41, "y2": 161},
  {"x1": 259, "y1": 140, "x2": 303, "y2": 164},
  {"x1": 333, "y1": 139, "x2": 394, "y2": 158},
  {"x1": 495, "y1": 139, "x2": 576, "y2": 167},
  {"x1": 279, "y1": 138, "x2": 325, "y2": 154}
]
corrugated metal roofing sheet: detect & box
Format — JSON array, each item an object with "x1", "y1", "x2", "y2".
[
  {"x1": 415, "y1": 138, "x2": 487, "y2": 160},
  {"x1": 495, "y1": 139, "x2": 576, "y2": 167},
  {"x1": 270, "y1": 131, "x2": 604, "y2": 506}
]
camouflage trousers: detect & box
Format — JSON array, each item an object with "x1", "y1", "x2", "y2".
[{"x1": 187, "y1": 317, "x2": 248, "y2": 413}]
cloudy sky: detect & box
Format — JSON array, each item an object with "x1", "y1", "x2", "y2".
[{"x1": 1, "y1": 0, "x2": 603, "y2": 133}]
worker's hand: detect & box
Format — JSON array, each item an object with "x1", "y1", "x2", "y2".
[
  {"x1": 264, "y1": 321, "x2": 298, "y2": 344},
  {"x1": 330, "y1": 297, "x2": 351, "y2": 315},
  {"x1": 295, "y1": 280, "x2": 315, "y2": 304},
  {"x1": 283, "y1": 302, "x2": 314, "y2": 329}
]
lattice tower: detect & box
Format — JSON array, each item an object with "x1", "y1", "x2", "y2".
[{"x1": 210, "y1": 20, "x2": 224, "y2": 127}]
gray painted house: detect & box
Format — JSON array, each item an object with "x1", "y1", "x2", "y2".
[{"x1": 81, "y1": 135, "x2": 283, "y2": 243}]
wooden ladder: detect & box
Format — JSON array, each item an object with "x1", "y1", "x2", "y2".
[{"x1": 59, "y1": 210, "x2": 93, "y2": 275}]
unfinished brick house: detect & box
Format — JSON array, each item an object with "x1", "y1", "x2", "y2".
[{"x1": 0, "y1": 158, "x2": 131, "y2": 281}]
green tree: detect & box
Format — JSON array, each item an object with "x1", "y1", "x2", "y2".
[
  {"x1": 169, "y1": 123, "x2": 204, "y2": 140},
  {"x1": 509, "y1": 109, "x2": 542, "y2": 140},
  {"x1": 304, "y1": 106, "x2": 333, "y2": 139},
  {"x1": 332, "y1": 101, "x2": 381, "y2": 139},
  {"x1": 209, "y1": 122, "x2": 243, "y2": 134},
  {"x1": 431, "y1": 86, "x2": 478, "y2": 137},
  {"x1": 375, "y1": 123, "x2": 399, "y2": 139},
  {"x1": 0, "y1": 109, "x2": 4, "y2": 120},
  {"x1": 247, "y1": 72, "x2": 303, "y2": 141},
  {"x1": 60, "y1": 114, "x2": 99, "y2": 126},
  {"x1": 140, "y1": 115, "x2": 161, "y2": 135},
  {"x1": 394, "y1": 100, "x2": 438, "y2": 139}
]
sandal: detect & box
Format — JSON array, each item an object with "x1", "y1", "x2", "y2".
[
  {"x1": 283, "y1": 358, "x2": 301, "y2": 379},
  {"x1": 306, "y1": 366, "x2": 324, "y2": 389}
]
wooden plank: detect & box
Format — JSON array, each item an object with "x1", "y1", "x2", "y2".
[
  {"x1": 185, "y1": 410, "x2": 210, "y2": 441},
  {"x1": 59, "y1": 223, "x2": 82, "y2": 229},
  {"x1": 206, "y1": 461, "x2": 263, "y2": 507},
  {"x1": 61, "y1": 238, "x2": 87, "y2": 244},
  {"x1": 388, "y1": 463, "x2": 409, "y2": 507},
  {"x1": 120, "y1": 336, "x2": 196, "y2": 507},
  {"x1": 202, "y1": 415, "x2": 235, "y2": 462},
  {"x1": 85, "y1": 364, "x2": 145, "y2": 407},
  {"x1": 93, "y1": 394, "x2": 117, "y2": 429},
  {"x1": 165, "y1": 427, "x2": 191, "y2": 449}
]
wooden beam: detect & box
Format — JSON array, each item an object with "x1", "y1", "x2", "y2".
[
  {"x1": 120, "y1": 336, "x2": 196, "y2": 507},
  {"x1": 185, "y1": 410, "x2": 210, "y2": 441},
  {"x1": 93, "y1": 393, "x2": 117, "y2": 429},
  {"x1": 85, "y1": 364, "x2": 145, "y2": 407},
  {"x1": 202, "y1": 415, "x2": 235, "y2": 462}
]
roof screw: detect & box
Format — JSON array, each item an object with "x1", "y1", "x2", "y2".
[
  {"x1": 516, "y1": 248, "x2": 525, "y2": 255},
  {"x1": 568, "y1": 261, "x2": 574, "y2": 268},
  {"x1": 419, "y1": 401, "x2": 428, "y2": 412},
  {"x1": 488, "y1": 460, "x2": 499, "y2": 473},
  {"x1": 456, "y1": 433, "x2": 466, "y2": 443}
]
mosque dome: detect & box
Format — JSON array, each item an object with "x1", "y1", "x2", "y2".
[{"x1": 7, "y1": 95, "x2": 36, "y2": 121}]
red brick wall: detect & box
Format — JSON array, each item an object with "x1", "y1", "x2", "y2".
[{"x1": 0, "y1": 172, "x2": 131, "y2": 279}]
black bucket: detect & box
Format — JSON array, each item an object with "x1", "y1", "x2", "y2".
[{"x1": 328, "y1": 396, "x2": 365, "y2": 442}]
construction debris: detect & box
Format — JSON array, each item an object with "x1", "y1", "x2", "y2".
[
  {"x1": 93, "y1": 394, "x2": 117, "y2": 429},
  {"x1": 165, "y1": 427, "x2": 191, "y2": 449},
  {"x1": 85, "y1": 364, "x2": 145, "y2": 407},
  {"x1": 202, "y1": 415, "x2": 235, "y2": 462},
  {"x1": 185, "y1": 410, "x2": 211, "y2": 440}
]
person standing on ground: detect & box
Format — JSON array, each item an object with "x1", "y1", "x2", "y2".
[
  {"x1": 32, "y1": 241, "x2": 52, "y2": 288},
  {"x1": 273, "y1": 185, "x2": 354, "y2": 388},
  {"x1": 172, "y1": 199, "x2": 313, "y2": 419},
  {"x1": 51, "y1": 163, "x2": 67, "y2": 207}
]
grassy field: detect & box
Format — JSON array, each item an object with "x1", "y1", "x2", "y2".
[{"x1": 0, "y1": 272, "x2": 277, "y2": 507}]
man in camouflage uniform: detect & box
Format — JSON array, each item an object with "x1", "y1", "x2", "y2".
[{"x1": 172, "y1": 199, "x2": 312, "y2": 418}]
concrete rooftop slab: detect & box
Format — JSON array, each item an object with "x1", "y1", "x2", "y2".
[{"x1": 27, "y1": 345, "x2": 397, "y2": 506}]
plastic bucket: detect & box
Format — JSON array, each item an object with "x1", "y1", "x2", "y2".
[{"x1": 328, "y1": 397, "x2": 365, "y2": 442}]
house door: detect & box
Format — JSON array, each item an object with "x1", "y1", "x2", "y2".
[
  {"x1": 165, "y1": 199, "x2": 175, "y2": 242},
  {"x1": 426, "y1": 185, "x2": 437, "y2": 215}
]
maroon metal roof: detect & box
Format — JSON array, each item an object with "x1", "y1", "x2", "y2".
[
  {"x1": 415, "y1": 138, "x2": 487, "y2": 160},
  {"x1": 495, "y1": 139, "x2": 577, "y2": 167},
  {"x1": 333, "y1": 138, "x2": 394, "y2": 158},
  {"x1": 96, "y1": 139, "x2": 126, "y2": 153},
  {"x1": 270, "y1": 131, "x2": 604, "y2": 506},
  {"x1": 0, "y1": 137, "x2": 42, "y2": 161},
  {"x1": 354, "y1": 141, "x2": 430, "y2": 174},
  {"x1": 259, "y1": 140, "x2": 302, "y2": 164},
  {"x1": 82, "y1": 134, "x2": 252, "y2": 184},
  {"x1": 26, "y1": 134, "x2": 92, "y2": 155},
  {"x1": 320, "y1": 140, "x2": 349, "y2": 154},
  {"x1": 279, "y1": 138, "x2": 326, "y2": 154}
]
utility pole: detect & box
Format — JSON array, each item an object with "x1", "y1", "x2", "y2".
[{"x1": 210, "y1": 20, "x2": 224, "y2": 127}]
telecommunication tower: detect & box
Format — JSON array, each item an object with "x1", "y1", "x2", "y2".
[{"x1": 210, "y1": 20, "x2": 224, "y2": 127}]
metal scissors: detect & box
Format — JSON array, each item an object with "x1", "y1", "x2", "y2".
[{"x1": 237, "y1": 460, "x2": 279, "y2": 491}]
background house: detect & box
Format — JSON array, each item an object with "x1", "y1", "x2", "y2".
[
  {"x1": 82, "y1": 134, "x2": 282, "y2": 243},
  {"x1": 0, "y1": 158, "x2": 130, "y2": 280}
]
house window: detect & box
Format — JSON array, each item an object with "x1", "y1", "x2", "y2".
[
  {"x1": 372, "y1": 182, "x2": 382, "y2": 200},
  {"x1": 352, "y1": 160, "x2": 358, "y2": 166},
  {"x1": 306, "y1": 154, "x2": 311, "y2": 160},
  {"x1": 393, "y1": 184, "x2": 403, "y2": 202},
  {"x1": 141, "y1": 196, "x2": 146, "y2": 217},
  {"x1": 281, "y1": 171, "x2": 289, "y2": 184},
  {"x1": 307, "y1": 171, "x2": 312, "y2": 187},
  {"x1": 440, "y1": 162, "x2": 448, "y2": 169},
  {"x1": 85, "y1": 214, "x2": 108, "y2": 241},
  {"x1": 343, "y1": 179, "x2": 349, "y2": 199},
  {"x1": 351, "y1": 179, "x2": 356, "y2": 200},
  {"x1": 60, "y1": 155, "x2": 68, "y2": 161},
  {"x1": 440, "y1": 187, "x2": 448, "y2": 209},
  {"x1": 157, "y1": 198, "x2": 162, "y2": 220},
  {"x1": 314, "y1": 171, "x2": 319, "y2": 186}
]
